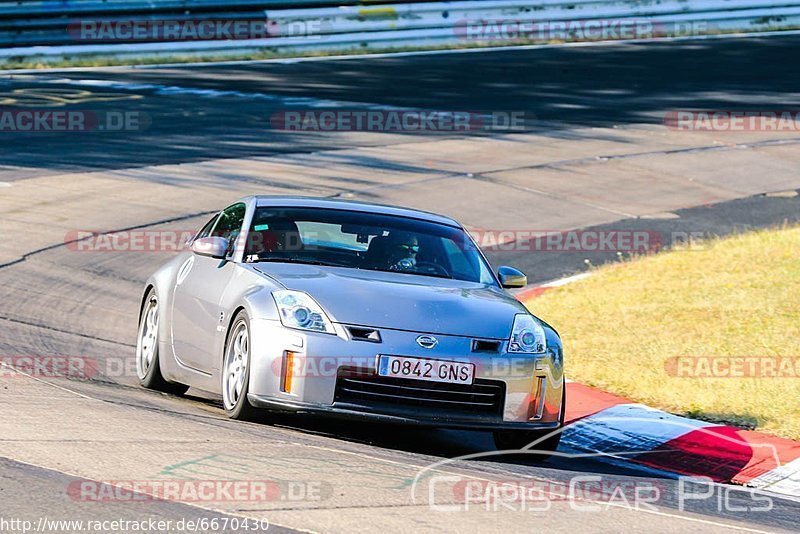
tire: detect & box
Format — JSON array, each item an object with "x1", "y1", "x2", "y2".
[
  {"x1": 492, "y1": 385, "x2": 566, "y2": 460},
  {"x1": 222, "y1": 311, "x2": 258, "y2": 421},
  {"x1": 136, "y1": 289, "x2": 189, "y2": 395}
]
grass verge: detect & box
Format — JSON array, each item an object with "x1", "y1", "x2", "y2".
[{"x1": 523, "y1": 225, "x2": 800, "y2": 440}]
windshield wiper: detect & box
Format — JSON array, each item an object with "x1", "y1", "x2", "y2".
[
  {"x1": 359, "y1": 266, "x2": 453, "y2": 280},
  {"x1": 406, "y1": 270, "x2": 453, "y2": 280},
  {"x1": 247, "y1": 256, "x2": 333, "y2": 267}
]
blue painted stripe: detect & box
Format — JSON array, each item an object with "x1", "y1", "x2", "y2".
[{"x1": 561, "y1": 403, "x2": 713, "y2": 456}]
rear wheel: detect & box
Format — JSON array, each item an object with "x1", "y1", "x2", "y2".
[
  {"x1": 492, "y1": 386, "x2": 566, "y2": 460},
  {"x1": 222, "y1": 311, "x2": 258, "y2": 421},
  {"x1": 136, "y1": 289, "x2": 189, "y2": 395}
]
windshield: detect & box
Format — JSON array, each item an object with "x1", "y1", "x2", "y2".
[{"x1": 243, "y1": 207, "x2": 497, "y2": 285}]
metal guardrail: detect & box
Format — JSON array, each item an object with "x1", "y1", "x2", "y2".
[
  {"x1": 1, "y1": 0, "x2": 800, "y2": 59},
  {"x1": 267, "y1": 0, "x2": 800, "y2": 35},
  {"x1": 0, "y1": 0, "x2": 352, "y2": 17}
]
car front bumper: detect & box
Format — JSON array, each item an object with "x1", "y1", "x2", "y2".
[{"x1": 247, "y1": 318, "x2": 564, "y2": 431}]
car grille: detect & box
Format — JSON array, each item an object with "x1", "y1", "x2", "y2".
[{"x1": 334, "y1": 368, "x2": 505, "y2": 416}]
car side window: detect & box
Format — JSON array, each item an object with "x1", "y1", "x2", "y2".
[
  {"x1": 195, "y1": 213, "x2": 220, "y2": 240},
  {"x1": 211, "y1": 203, "x2": 247, "y2": 254}
]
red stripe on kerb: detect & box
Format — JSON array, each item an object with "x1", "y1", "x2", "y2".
[
  {"x1": 633, "y1": 426, "x2": 754, "y2": 482},
  {"x1": 564, "y1": 382, "x2": 628, "y2": 424},
  {"x1": 515, "y1": 285, "x2": 552, "y2": 301},
  {"x1": 733, "y1": 430, "x2": 800, "y2": 484}
]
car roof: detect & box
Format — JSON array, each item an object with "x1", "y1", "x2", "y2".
[{"x1": 248, "y1": 195, "x2": 462, "y2": 227}]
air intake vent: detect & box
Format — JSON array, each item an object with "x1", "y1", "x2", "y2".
[
  {"x1": 472, "y1": 339, "x2": 501, "y2": 353},
  {"x1": 335, "y1": 368, "x2": 505, "y2": 416},
  {"x1": 347, "y1": 326, "x2": 381, "y2": 343}
]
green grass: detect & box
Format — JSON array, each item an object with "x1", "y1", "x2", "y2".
[{"x1": 524, "y1": 226, "x2": 800, "y2": 440}]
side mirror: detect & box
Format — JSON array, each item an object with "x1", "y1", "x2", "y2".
[
  {"x1": 498, "y1": 266, "x2": 527, "y2": 289},
  {"x1": 191, "y1": 236, "x2": 229, "y2": 259}
]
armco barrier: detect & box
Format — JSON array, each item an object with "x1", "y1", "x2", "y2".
[
  {"x1": 0, "y1": 0, "x2": 354, "y2": 47},
  {"x1": 1, "y1": 0, "x2": 800, "y2": 60},
  {"x1": 266, "y1": 0, "x2": 800, "y2": 36},
  {"x1": 0, "y1": 0, "x2": 349, "y2": 17}
]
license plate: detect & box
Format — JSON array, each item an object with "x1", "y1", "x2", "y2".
[{"x1": 377, "y1": 355, "x2": 474, "y2": 385}]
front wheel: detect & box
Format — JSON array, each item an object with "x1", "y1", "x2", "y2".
[
  {"x1": 222, "y1": 311, "x2": 258, "y2": 420},
  {"x1": 136, "y1": 289, "x2": 189, "y2": 395}
]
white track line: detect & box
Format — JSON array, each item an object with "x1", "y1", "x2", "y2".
[
  {"x1": 1, "y1": 75, "x2": 415, "y2": 110},
  {"x1": 541, "y1": 272, "x2": 593, "y2": 288},
  {"x1": 516, "y1": 272, "x2": 593, "y2": 296}
]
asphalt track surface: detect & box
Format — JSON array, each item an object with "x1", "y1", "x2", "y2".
[
  {"x1": 2, "y1": 33, "x2": 800, "y2": 174},
  {"x1": 2, "y1": 34, "x2": 800, "y2": 532}
]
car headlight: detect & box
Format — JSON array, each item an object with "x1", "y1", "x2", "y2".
[
  {"x1": 272, "y1": 290, "x2": 335, "y2": 334},
  {"x1": 508, "y1": 313, "x2": 547, "y2": 354}
]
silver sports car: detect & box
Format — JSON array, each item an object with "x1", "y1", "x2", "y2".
[{"x1": 137, "y1": 196, "x2": 565, "y2": 452}]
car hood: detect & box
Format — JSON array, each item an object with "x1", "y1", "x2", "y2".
[{"x1": 253, "y1": 264, "x2": 527, "y2": 339}]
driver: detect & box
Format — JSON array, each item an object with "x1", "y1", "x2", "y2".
[{"x1": 386, "y1": 232, "x2": 419, "y2": 271}]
